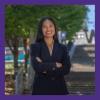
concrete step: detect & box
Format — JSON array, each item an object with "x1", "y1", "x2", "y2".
[{"x1": 65, "y1": 72, "x2": 95, "y2": 95}]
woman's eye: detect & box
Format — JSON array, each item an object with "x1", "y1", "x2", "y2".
[
  {"x1": 49, "y1": 25, "x2": 53, "y2": 28},
  {"x1": 42, "y1": 26, "x2": 46, "y2": 29}
]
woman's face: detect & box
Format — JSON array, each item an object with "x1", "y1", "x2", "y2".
[{"x1": 42, "y1": 19, "x2": 55, "y2": 38}]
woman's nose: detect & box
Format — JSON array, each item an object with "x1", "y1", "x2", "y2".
[{"x1": 46, "y1": 27, "x2": 51, "y2": 31}]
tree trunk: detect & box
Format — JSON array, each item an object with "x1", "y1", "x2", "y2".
[
  {"x1": 13, "y1": 46, "x2": 19, "y2": 78},
  {"x1": 23, "y1": 38, "x2": 29, "y2": 74},
  {"x1": 67, "y1": 41, "x2": 73, "y2": 52},
  {"x1": 5, "y1": 36, "x2": 19, "y2": 78}
]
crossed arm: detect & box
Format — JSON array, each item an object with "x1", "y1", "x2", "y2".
[
  {"x1": 36, "y1": 56, "x2": 62, "y2": 74},
  {"x1": 30, "y1": 44, "x2": 71, "y2": 76}
]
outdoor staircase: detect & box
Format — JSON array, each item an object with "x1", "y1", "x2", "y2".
[{"x1": 66, "y1": 44, "x2": 95, "y2": 95}]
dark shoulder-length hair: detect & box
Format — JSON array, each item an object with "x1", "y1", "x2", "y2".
[{"x1": 35, "y1": 16, "x2": 59, "y2": 43}]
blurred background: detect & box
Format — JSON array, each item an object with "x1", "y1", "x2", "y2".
[{"x1": 5, "y1": 5, "x2": 95, "y2": 95}]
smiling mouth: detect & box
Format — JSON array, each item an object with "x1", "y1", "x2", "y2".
[{"x1": 46, "y1": 32, "x2": 52, "y2": 34}]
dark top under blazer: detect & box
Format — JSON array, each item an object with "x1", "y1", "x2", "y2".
[{"x1": 30, "y1": 41, "x2": 71, "y2": 95}]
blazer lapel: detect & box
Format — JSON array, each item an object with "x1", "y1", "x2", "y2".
[
  {"x1": 41, "y1": 41, "x2": 59, "y2": 61},
  {"x1": 51, "y1": 42, "x2": 59, "y2": 59}
]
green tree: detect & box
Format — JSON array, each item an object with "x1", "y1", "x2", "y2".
[{"x1": 5, "y1": 5, "x2": 88, "y2": 76}]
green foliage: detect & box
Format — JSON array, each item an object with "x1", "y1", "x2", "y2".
[
  {"x1": 5, "y1": 5, "x2": 88, "y2": 40},
  {"x1": 5, "y1": 5, "x2": 88, "y2": 74}
]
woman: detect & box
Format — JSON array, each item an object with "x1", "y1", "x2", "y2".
[{"x1": 30, "y1": 16, "x2": 71, "y2": 95}]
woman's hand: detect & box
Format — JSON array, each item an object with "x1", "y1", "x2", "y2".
[
  {"x1": 56, "y1": 62, "x2": 63, "y2": 68},
  {"x1": 42, "y1": 71, "x2": 47, "y2": 74},
  {"x1": 36, "y1": 57, "x2": 47, "y2": 74},
  {"x1": 36, "y1": 57, "x2": 42, "y2": 63}
]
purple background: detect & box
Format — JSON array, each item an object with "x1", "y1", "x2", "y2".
[{"x1": 0, "y1": 0, "x2": 99, "y2": 99}]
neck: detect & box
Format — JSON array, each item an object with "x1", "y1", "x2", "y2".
[{"x1": 44, "y1": 37, "x2": 54, "y2": 46}]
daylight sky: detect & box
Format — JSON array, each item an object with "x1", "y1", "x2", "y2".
[{"x1": 86, "y1": 5, "x2": 95, "y2": 32}]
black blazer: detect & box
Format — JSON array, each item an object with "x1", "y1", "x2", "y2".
[{"x1": 30, "y1": 41, "x2": 71, "y2": 95}]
